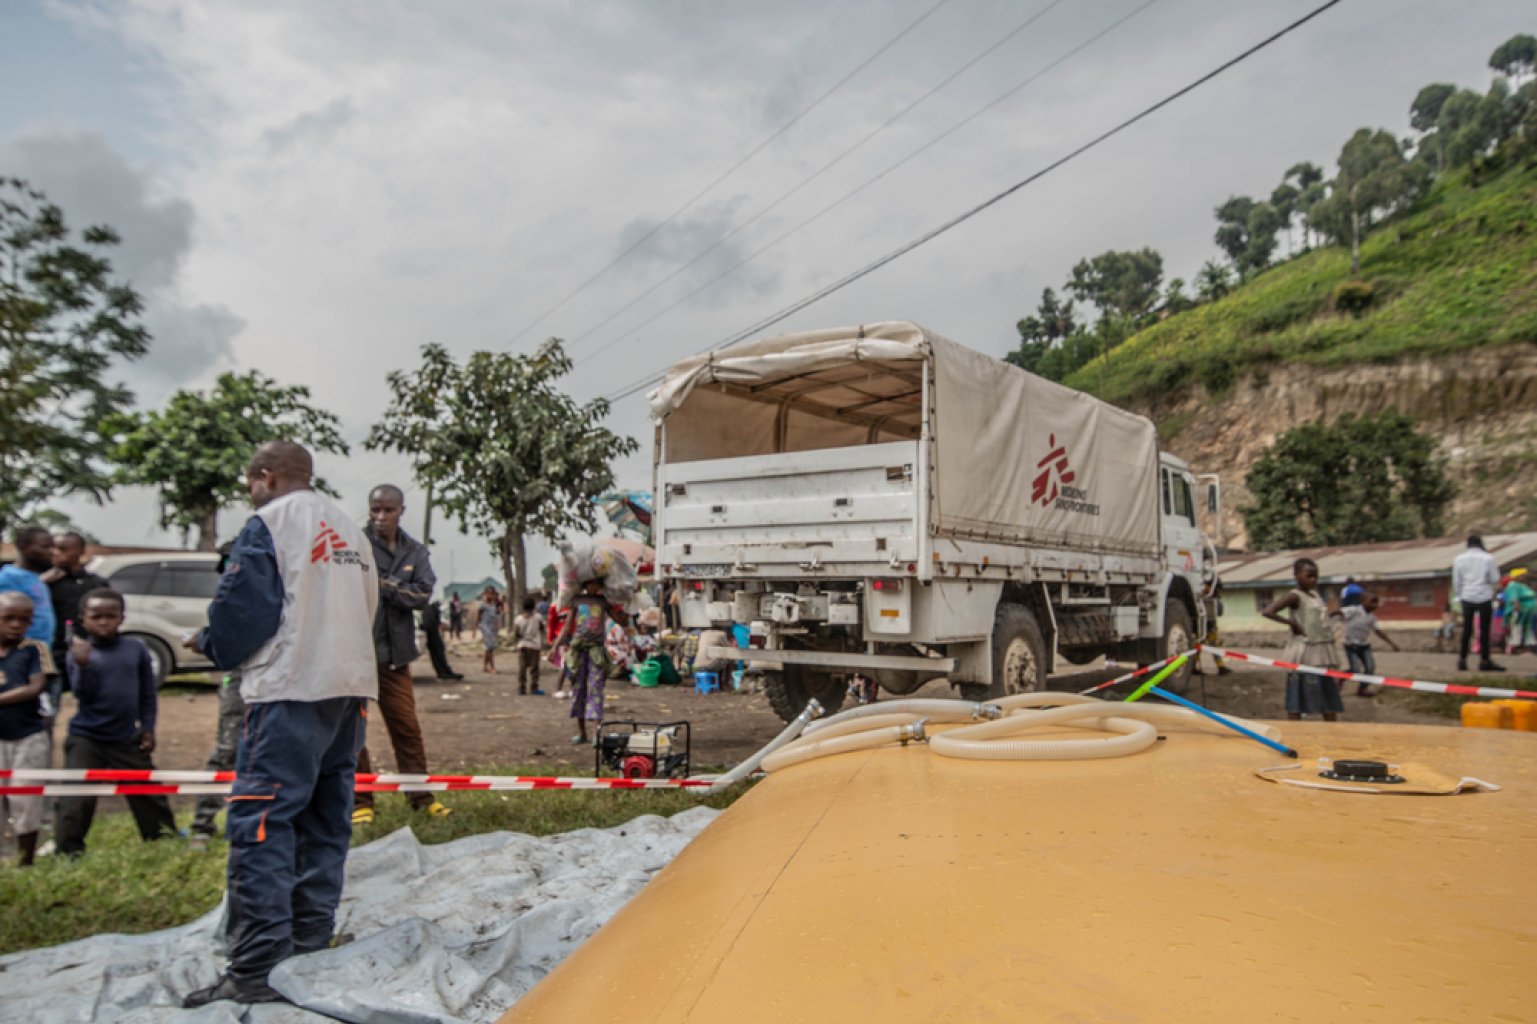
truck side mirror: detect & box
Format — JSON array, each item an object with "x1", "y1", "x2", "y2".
[{"x1": 1206, "y1": 484, "x2": 1219, "y2": 514}]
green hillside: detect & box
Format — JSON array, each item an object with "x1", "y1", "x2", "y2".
[{"x1": 1065, "y1": 162, "x2": 1537, "y2": 408}]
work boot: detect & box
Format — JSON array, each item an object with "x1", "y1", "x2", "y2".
[
  {"x1": 1478, "y1": 660, "x2": 1506, "y2": 672},
  {"x1": 182, "y1": 973, "x2": 285, "y2": 1008},
  {"x1": 1457, "y1": 658, "x2": 1467, "y2": 671}
]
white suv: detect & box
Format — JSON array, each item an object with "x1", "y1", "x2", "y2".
[{"x1": 88, "y1": 553, "x2": 220, "y2": 686}]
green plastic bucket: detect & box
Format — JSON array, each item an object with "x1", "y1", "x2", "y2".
[{"x1": 632, "y1": 660, "x2": 662, "y2": 688}]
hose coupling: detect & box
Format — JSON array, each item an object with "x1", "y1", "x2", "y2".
[
  {"x1": 974, "y1": 702, "x2": 1004, "y2": 720},
  {"x1": 898, "y1": 719, "x2": 929, "y2": 745},
  {"x1": 803, "y1": 698, "x2": 825, "y2": 720}
]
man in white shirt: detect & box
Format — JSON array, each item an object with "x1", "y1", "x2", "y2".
[{"x1": 1451, "y1": 534, "x2": 1503, "y2": 673}]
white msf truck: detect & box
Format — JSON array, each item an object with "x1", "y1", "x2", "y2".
[{"x1": 650, "y1": 321, "x2": 1219, "y2": 723}]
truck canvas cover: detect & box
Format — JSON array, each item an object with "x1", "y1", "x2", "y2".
[{"x1": 652, "y1": 321, "x2": 1159, "y2": 558}]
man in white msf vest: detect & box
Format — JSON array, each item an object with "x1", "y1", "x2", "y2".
[{"x1": 182, "y1": 441, "x2": 378, "y2": 1007}]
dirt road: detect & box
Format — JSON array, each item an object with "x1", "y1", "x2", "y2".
[{"x1": 133, "y1": 644, "x2": 1529, "y2": 777}]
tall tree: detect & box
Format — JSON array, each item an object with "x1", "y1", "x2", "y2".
[
  {"x1": 1242, "y1": 411, "x2": 1454, "y2": 550},
  {"x1": 0, "y1": 179, "x2": 148, "y2": 524},
  {"x1": 1489, "y1": 32, "x2": 1537, "y2": 84},
  {"x1": 1269, "y1": 182, "x2": 1300, "y2": 256},
  {"x1": 368, "y1": 340, "x2": 638, "y2": 610},
  {"x1": 1409, "y1": 82, "x2": 1457, "y2": 170},
  {"x1": 1214, "y1": 196, "x2": 1281, "y2": 275},
  {"x1": 1066, "y1": 248, "x2": 1164, "y2": 323},
  {"x1": 106, "y1": 372, "x2": 349, "y2": 550},
  {"x1": 1006, "y1": 286, "x2": 1077, "y2": 376},
  {"x1": 1195, "y1": 259, "x2": 1232, "y2": 303},
  {"x1": 1310, "y1": 128, "x2": 1431, "y2": 272}
]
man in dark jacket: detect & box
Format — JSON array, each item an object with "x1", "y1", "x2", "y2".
[{"x1": 352, "y1": 485, "x2": 450, "y2": 823}]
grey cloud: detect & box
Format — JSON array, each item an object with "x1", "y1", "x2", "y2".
[
  {"x1": 0, "y1": 129, "x2": 238, "y2": 393},
  {"x1": 612, "y1": 198, "x2": 781, "y2": 306},
  {"x1": 263, "y1": 97, "x2": 355, "y2": 152}
]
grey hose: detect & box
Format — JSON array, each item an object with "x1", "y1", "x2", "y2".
[{"x1": 704, "y1": 698, "x2": 823, "y2": 793}]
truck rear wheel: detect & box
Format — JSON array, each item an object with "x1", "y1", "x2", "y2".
[
  {"x1": 972, "y1": 602, "x2": 1047, "y2": 701},
  {"x1": 1160, "y1": 602, "x2": 1196, "y2": 694},
  {"x1": 764, "y1": 665, "x2": 846, "y2": 724}
]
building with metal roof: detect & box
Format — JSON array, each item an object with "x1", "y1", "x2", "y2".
[{"x1": 1218, "y1": 532, "x2": 1537, "y2": 635}]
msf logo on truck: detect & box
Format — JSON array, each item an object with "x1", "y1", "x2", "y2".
[{"x1": 1031, "y1": 434, "x2": 1100, "y2": 516}]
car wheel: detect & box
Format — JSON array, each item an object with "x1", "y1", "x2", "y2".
[
  {"x1": 1159, "y1": 602, "x2": 1196, "y2": 694},
  {"x1": 763, "y1": 665, "x2": 846, "y2": 724},
  {"x1": 985, "y1": 603, "x2": 1048, "y2": 700},
  {"x1": 138, "y1": 635, "x2": 174, "y2": 688}
]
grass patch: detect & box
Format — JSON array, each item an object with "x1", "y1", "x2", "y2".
[
  {"x1": 0, "y1": 763, "x2": 747, "y2": 957},
  {"x1": 1066, "y1": 162, "x2": 1537, "y2": 408}
]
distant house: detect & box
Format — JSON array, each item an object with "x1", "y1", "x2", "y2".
[
  {"x1": 1219, "y1": 532, "x2": 1537, "y2": 634},
  {"x1": 441, "y1": 577, "x2": 505, "y2": 604}
]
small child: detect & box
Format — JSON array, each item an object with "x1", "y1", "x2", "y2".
[
  {"x1": 1262, "y1": 558, "x2": 1343, "y2": 721},
  {"x1": 512, "y1": 598, "x2": 545, "y2": 696},
  {"x1": 1341, "y1": 593, "x2": 1400, "y2": 697},
  {"x1": 478, "y1": 587, "x2": 502, "y2": 674},
  {"x1": 57, "y1": 588, "x2": 176, "y2": 857},
  {"x1": 556, "y1": 579, "x2": 629, "y2": 745},
  {"x1": 0, "y1": 593, "x2": 48, "y2": 866}
]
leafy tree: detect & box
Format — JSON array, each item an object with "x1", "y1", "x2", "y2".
[
  {"x1": 1310, "y1": 128, "x2": 1431, "y2": 273},
  {"x1": 1195, "y1": 259, "x2": 1232, "y2": 303},
  {"x1": 1242, "y1": 411, "x2": 1454, "y2": 550},
  {"x1": 1489, "y1": 33, "x2": 1537, "y2": 83},
  {"x1": 0, "y1": 179, "x2": 148, "y2": 525},
  {"x1": 1439, "y1": 88, "x2": 1499, "y2": 166},
  {"x1": 1066, "y1": 248, "x2": 1164, "y2": 324},
  {"x1": 1006, "y1": 287, "x2": 1077, "y2": 377},
  {"x1": 1269, "y1": 182, "x2": 1300, "y2": 256},
  {"x1": 368, "y1": 340, "x2": 638, "y2": 609},
  {"x1": 1161, "y1": 277, "x2": 1193, "y2": 315},
  {"x1": 1214, "y1": 196, "x2": 1281, "y2": 275},
  {"x1": 540, "y1": 563, "x2": 559, "y2": 593},
  {"x1": 1410, "y1": 82, "x2": 1457, "y2": 169},
  {"x1": 106, "y1": 372, "x2": 349, "y2": 550},
  {"x1": 1410, "y1": 83, "x2": 1457, "y2": 131}
]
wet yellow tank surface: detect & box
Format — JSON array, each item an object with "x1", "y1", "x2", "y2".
[{"x1": 501, "y1": 721, "x2": 1536, "y2": 1023}]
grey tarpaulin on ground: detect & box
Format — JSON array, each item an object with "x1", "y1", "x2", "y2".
[{"x1": 0, "y1": 807, "x2": 719, "y2": 1024}]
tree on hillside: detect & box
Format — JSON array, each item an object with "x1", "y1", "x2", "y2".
[
  {"x1": 1213, "y1": 196, "x2": 1281, "y2": 276},
  {"x1": 1489, "y1": 33, "x2": 1536, "y2": 84},
  {"x1": 1161, "y1": 277, "x2": 1193, "y2": 316},
  {"x1": 1310, "y1": 128, "x2": 1431, "y2": 273},
  {"x1": 1006, "y1": 286, "x2": 1078, "y2": 378},
  {"x1": 107, "y1": 371, "x2": 349, "y2": 550},
  {"x1": 1066, "y1": 249, "x2": 1164, "y2": 323},
  {"x1": 1285, "y1": 162, "x2": 1328, "y2": 250},
  {"x1": 1410, "y1": 83, "x2": 1457, "y2": 170},
  {"x1": 367, "y1": 340, "x2": 638, "y2": 610},
  {"x1": 1269, "y1": 183, "x2": 1300, "y2": 256},
  {"x1": 1242, "y1": 412, "x2": 1454, "y2": 550},
  {"x1": 0, "y1": 179, "x2": 149, "y2": 525},
  {"x1": 1195, "y1": 260, "x2": 1232, "y2": 303}
]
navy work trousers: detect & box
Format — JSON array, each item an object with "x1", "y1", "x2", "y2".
[{"x1": 225, "y1": 697, "x2": 366, "y2": 983}]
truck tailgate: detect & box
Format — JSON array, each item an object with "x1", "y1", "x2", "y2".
[{"x1": 658, "y1": 440, "x2": 920, "y2": 568}]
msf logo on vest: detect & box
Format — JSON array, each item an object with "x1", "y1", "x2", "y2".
[
  {"x1": 310, "y1": 521, "x2": 351, "y2": 564},
  {"x1": 1031, "y1": 434, "x2": 1100, "y2": 516}
]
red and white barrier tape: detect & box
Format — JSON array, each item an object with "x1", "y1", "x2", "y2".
[
  {"x1": 1199, "y1": 645, "x2": 1537, "y2": 700},
  {"x1": 0, "y1": 772, "x2": 711, "y2": 797},
  {"x1": 1078, "y1": 650, "x2": 1197, "y2": 695}
]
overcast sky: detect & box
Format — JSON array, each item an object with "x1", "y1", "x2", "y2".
[{"x1": 2, "y1": 0, "x2": 1529, "y2": 585}]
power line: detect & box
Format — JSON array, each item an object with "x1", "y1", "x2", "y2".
[
  {"x1": 563, "y1": 0, "x2": 1068, "y2": 357},
  {"x1": 598, "y1": 0, "x2": 1344, "y2": 406},
  {"x1": 500, "y1": 0, "x2": 954, "y2": 350},
  {"x1": 577, "y1": 0, "x2": 1156, "y2": 371}
]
